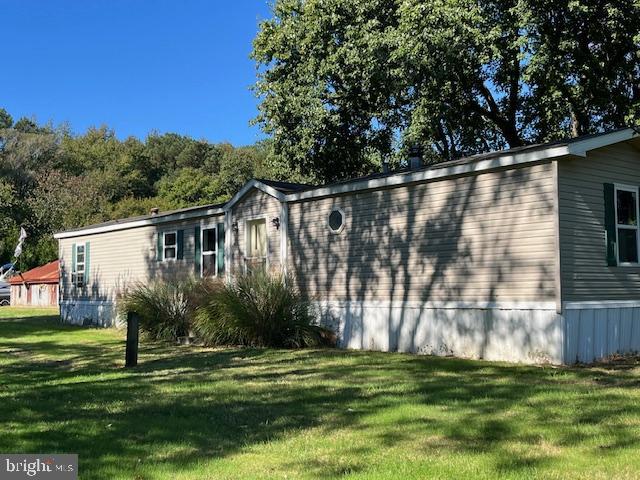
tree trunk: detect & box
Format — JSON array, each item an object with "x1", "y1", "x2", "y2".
[{"x1": 499, "y1": 121, "x2": 524, "y2": 148}]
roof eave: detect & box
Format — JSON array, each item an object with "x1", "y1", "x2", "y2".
[
  {"x1": 223, "y1": 179, "x2": 286, "y2": 212},
  {"x1": 285, "y1": 144, "x2": 573, "y2": 202},
  {"x1": 10, "y1": 280, "x2": 59, "y2": 285},
  {"x1": 54, "y1": 205, "x2": 225, "y2": 239},
  {"x1": 565, "y1": 127, "x2": 639, "y2": 157},
  {"x1": 284, "y1": 128, "x2": 639, "y2": 202}
]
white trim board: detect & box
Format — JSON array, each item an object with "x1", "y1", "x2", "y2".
[
  {"x1": 59, "y1": 300, "x2": 115, "y2": 306},
  {"x1": 552, "y1": 160, "x2": 563, "y2": 314},
  {"x1": 54, "y1": 207, "x2": 224, "y2": 239},
  {"x1": 223, "y1": 179, "x2": 286, "y2": 212},
  {"x1": 564, "y1": 300, "x2": 640, "y2": 310},
  {"x1": 316, "y1": 300, "x2": 558, "y2": 311}
]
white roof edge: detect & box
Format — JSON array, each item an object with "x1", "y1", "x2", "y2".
[
  {"x1": 285, "y1": 128, "x2": 639, "y2": 202},
  {"x1": 565, "y1": 127, "x2": 638, "y2": 157},
  {"x1": 285, "y1": 145, "x2": 572, "y2": 202},
  {"x1": 54, "y1": 206, "x2": 224, "y2": 239},
  {"x1": 223, "y1": 179, "x2": 285, "y2": 212}
]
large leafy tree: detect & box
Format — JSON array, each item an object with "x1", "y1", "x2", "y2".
[
  {"x1": 253, "y1": 0, "x2": 640, "y2": 182},
  {"x1": 253, "y1": 0, "x2": 403, "y2": 182},
  {"x1": 522, "y1": 0, "x2": 640, "y2": 138}
]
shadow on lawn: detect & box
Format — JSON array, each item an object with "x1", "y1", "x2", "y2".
[{"x1": 1, "y1": 318, "x2": 639, "y2": 479}]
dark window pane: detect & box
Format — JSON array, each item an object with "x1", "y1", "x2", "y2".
[
  {"x1": 203, "y1": 254, "x2": 216, "y2": 277},
  {"x1": 617, "y1": 190, "x2": 637, "y2": 226},
  {"x1": 164, "y1": 247, "x2": 176, "y2": 259},
  {"x1": 618, "y1": 228, "x2": 638, "y2": 263},
  {"x1": 203, "y1": 228, "x2": 216, "y2": 252},
  {"x1": 165, "y1": 233, "x2": 177, "y2": 246},
  {"x1": 329, "y1": 210, "x2": 343, "y2": 231}
]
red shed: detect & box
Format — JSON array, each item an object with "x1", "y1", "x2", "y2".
[{"x1": 9, "y1": 260, "x2": 60, "y2": 307}]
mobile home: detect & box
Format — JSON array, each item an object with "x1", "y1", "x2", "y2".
[{"x1": 55, "y1": 129, "x2": 640, "y2": 364}]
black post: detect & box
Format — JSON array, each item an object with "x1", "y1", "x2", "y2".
[{"x1": 125, "y1": 311, "x2": 139, "y2": 367}]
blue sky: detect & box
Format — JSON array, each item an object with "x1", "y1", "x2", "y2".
[{"x1": 1, "y1": 0, "x2": 272, "y2": 146}]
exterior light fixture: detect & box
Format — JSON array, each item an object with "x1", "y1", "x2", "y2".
[{"x1": 271, "y1": 217, "x2": 280, "y2": 230}]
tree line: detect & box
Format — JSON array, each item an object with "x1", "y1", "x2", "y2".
[{"x1": 0, "y1": 109, "x2": 292, "y2": 270}]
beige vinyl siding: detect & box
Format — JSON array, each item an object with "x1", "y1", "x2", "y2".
[
  {"x1": 59, "y1": 214, "x2": 224, "y2": 302},
  {"x1": 558, "y1": 142, "x2": 640, "y2": 301},
  {"x1": 288, "y1": 162, "x2": 557, "y2": 302},
  {"x1": 230, "y1": 189, "x2": 281, "y2": 273}
]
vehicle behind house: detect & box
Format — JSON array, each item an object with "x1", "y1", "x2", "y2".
[{"x1": 0, "y1": 281, "x2": 10, "y2": 306}]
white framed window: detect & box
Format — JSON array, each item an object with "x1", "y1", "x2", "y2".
[
  {"x1": 163, "y1": 231, "x2": 177, "y2": 261},
  {"x1": 72, "y1": 244, "x2": 85, "y2": 288},
  {"x1": 328, "y1": 208, "x2": 345, "y2": 234},
  {"x1": 615, "y1": 184, "x2": 639, "y2": 265},
  {"x1": 245, "y1": 218, "x2": 267, "y2": 273},
  {"x1": 201, "y1": 226, "x2": 218, "y2": 277}
]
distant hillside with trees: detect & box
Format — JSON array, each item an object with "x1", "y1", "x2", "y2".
[{"x1": 0, "y1": 108, "x2": 294, "y2": 270}]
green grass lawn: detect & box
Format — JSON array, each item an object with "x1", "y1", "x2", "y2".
[{"x1": 1, "y1": 308, "x2": 640, "y2": 479}]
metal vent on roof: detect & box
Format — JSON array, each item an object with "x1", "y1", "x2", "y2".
[{"x1": 408, "y1": 145, "x2": 423, "y2": 170}]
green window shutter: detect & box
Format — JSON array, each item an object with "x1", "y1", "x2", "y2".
[
  {"x1": 71, "y1": 243, "x2": 77, "y2": 287},
  {"x1": 84, "y1": 241, "x2": 90, "y2": 285},
  {"x1": 604, "y1": 183, "x2": 617, "y2": 266},
  {"x1": 156, "y1": 232, "x2": 163, "y2": 261},
  {"x1": 177, "y1": 230, "x2": 184, "y2": 260},
  {"x1": 217, "y1": 222, "x2": 225, "y2": 274},
  {"x1": 71, "y1": 243, "x2": 77, "y2": 272},
  {"x1": 194, "y1": 226, "x2": 201, "y2": 275}
]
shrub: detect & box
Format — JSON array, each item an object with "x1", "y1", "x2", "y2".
[
  {"x1": 119, "y1": 277, "x2": 218, "y2": 342},
  {"x1": 194, "y1": 271, "x2": 332, "y2": 348}
]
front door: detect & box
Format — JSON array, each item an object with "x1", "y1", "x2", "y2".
[{"x1": 245, "y1": 218, "x2": 267, "y2": 273}]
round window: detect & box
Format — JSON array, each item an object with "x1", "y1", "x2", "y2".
[{"x1": 328, "y1": 209, "x2": 344, "y2": 233}]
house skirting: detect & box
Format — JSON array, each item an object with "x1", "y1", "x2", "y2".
[
  {"x1": 60, "y1": 297, "x2": 640, "y2": 364},
  {"x1": 563, "y1": 301, "x2": 640, "y2": 364},
  {"x1": 317, "y1": 300, "x2": 563, "y2": 364},
  {"x1": 318, "y1": 300, "x2": 640, "y2": 364},
  {"x1": 60, "y1": 300, "x2": 119, "y2": 327}
]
